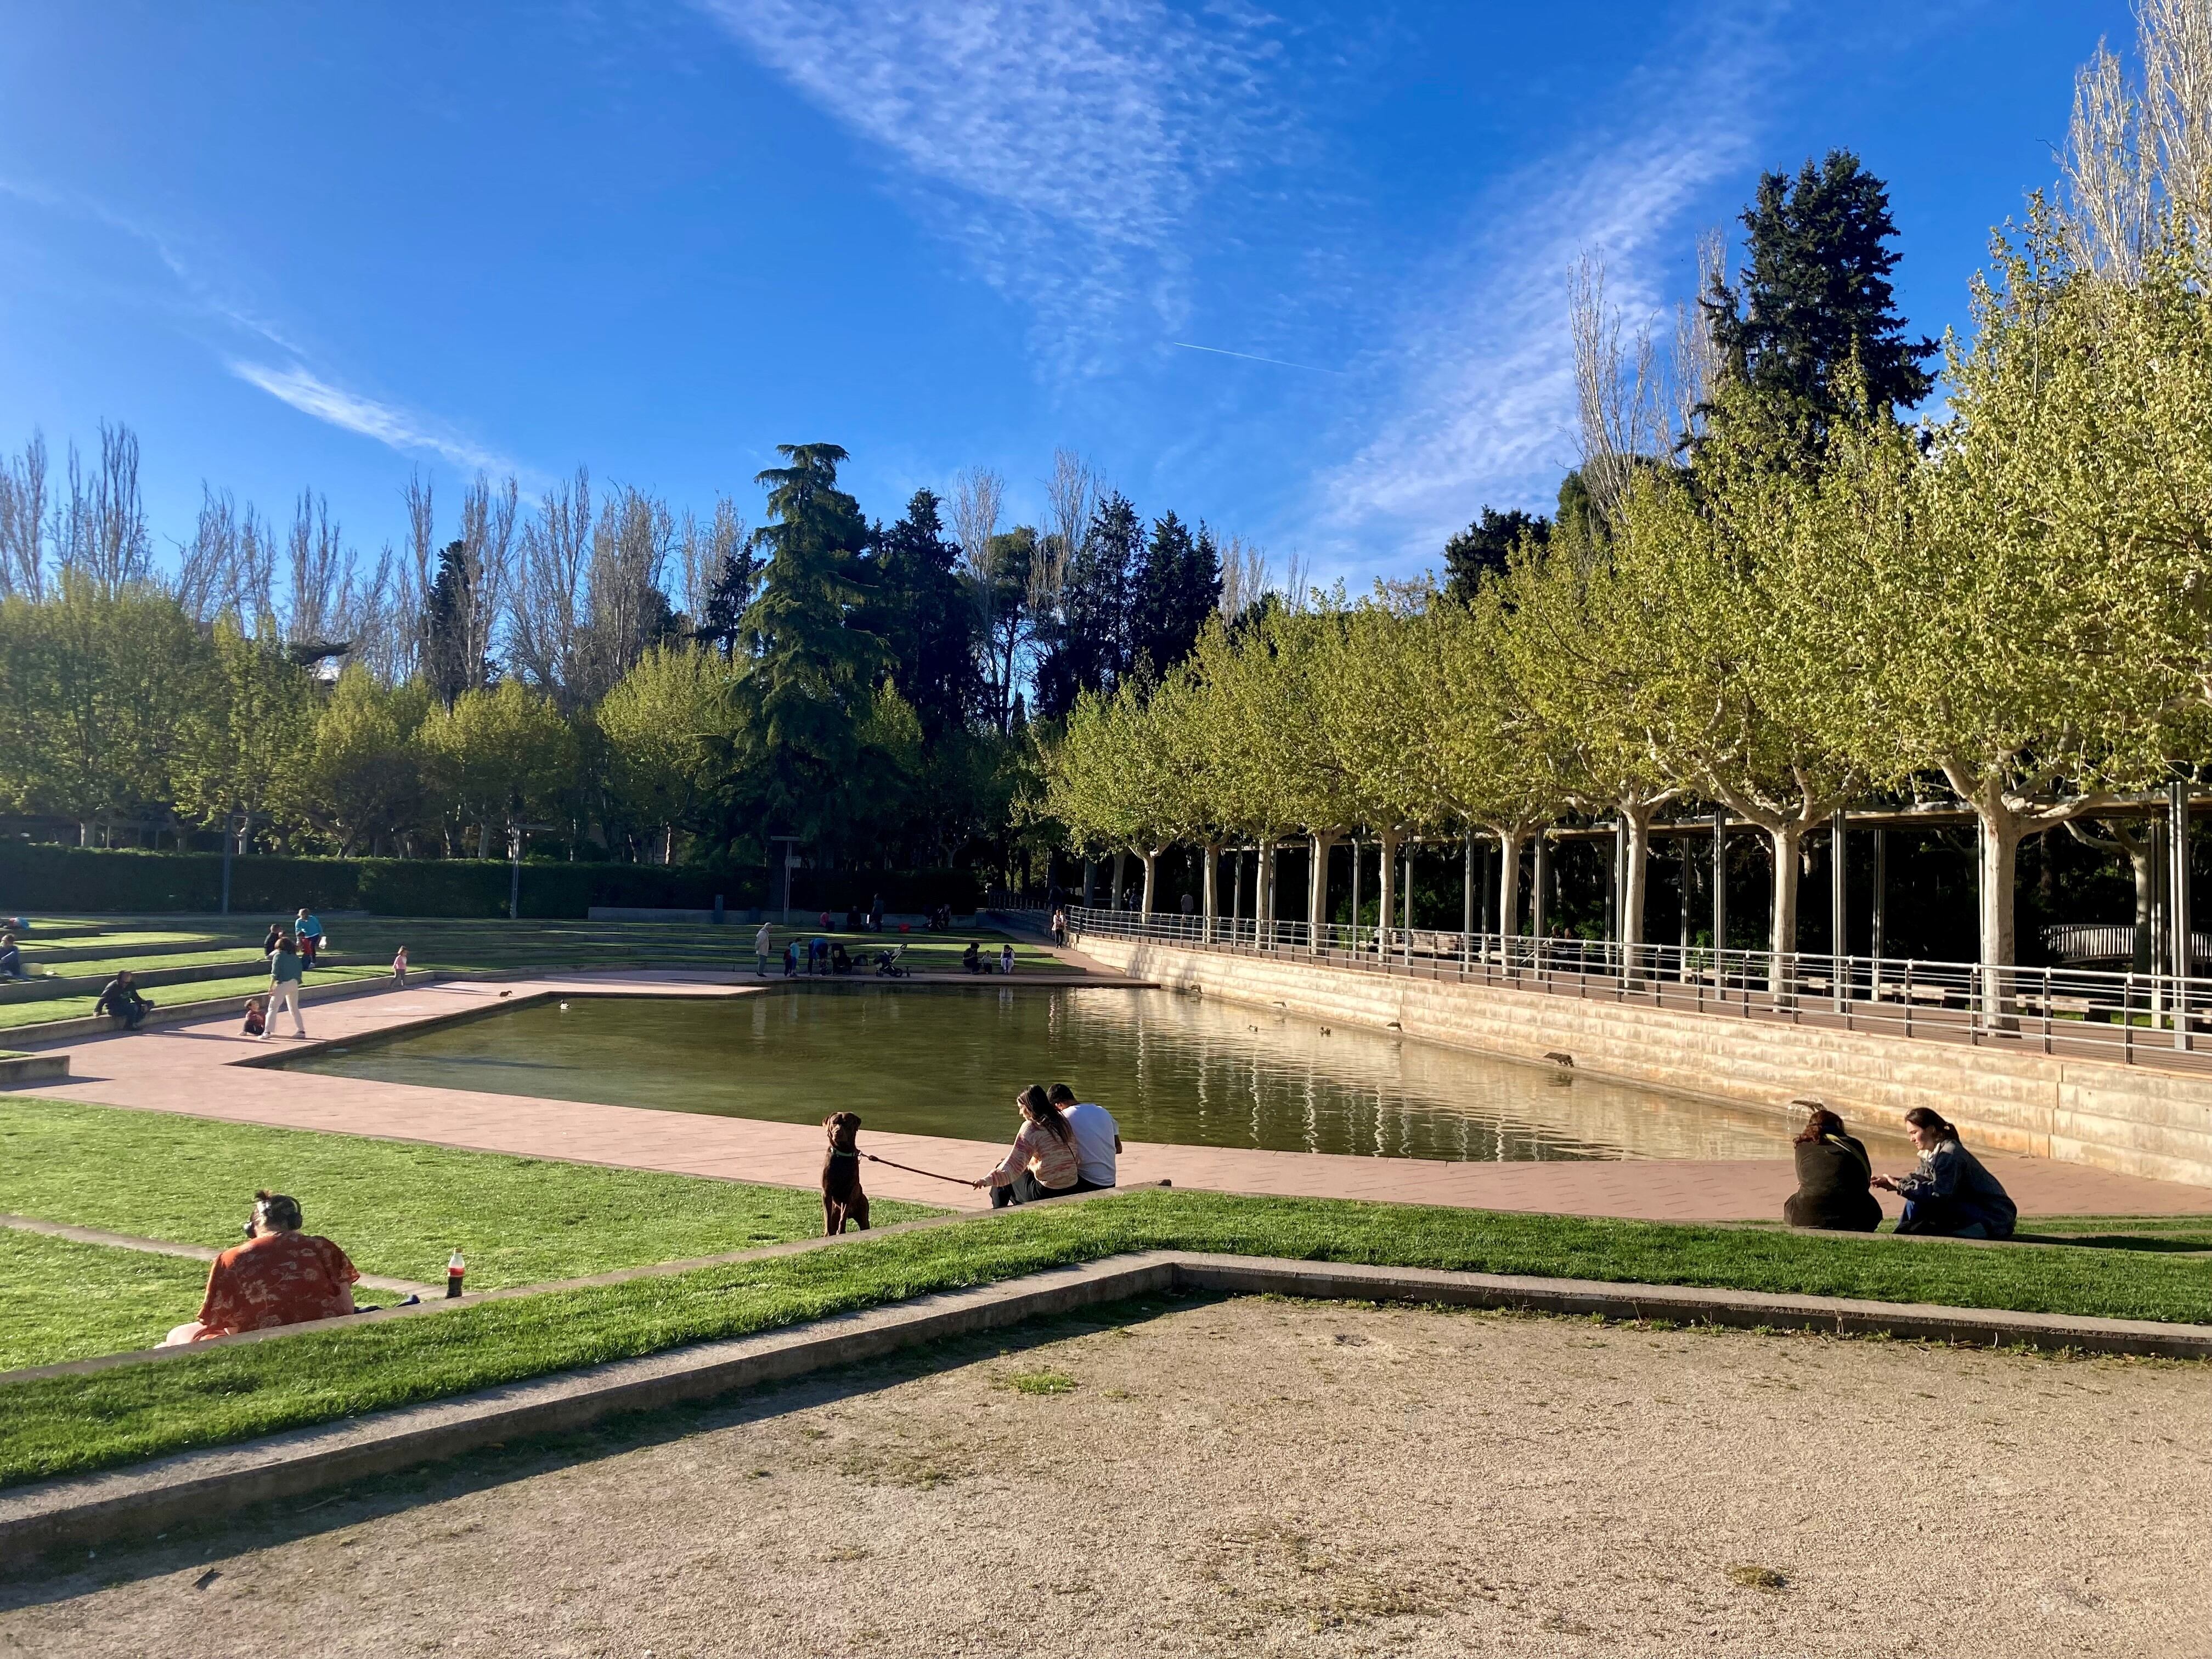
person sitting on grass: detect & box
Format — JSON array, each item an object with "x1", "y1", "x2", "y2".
[
  {"x1": 95, "y1": 969, "x2": 153, "y2": 1030},
  {"x1": 972, "y1": 1084, "x2": 1080, "y2": 1208},
  {"x1": 962, "y1": 940, "x2": 983, "y2": 974},
  {"x1": 1873, "y1": 1107, "x2": 2017, "y2": 1240},
  {"x1": 0, "y1": 930, "x2": 24, "y2": 980},
  {"x1": 161, "y1": 1189, "x2": 359, "y2": 1345},
  {"x1": 242, "y1": 995, "x2": 268, "y2": 1037},
  {"x1": 1781, "y1": 1105, "x2": 1881, "y2": 1232}
]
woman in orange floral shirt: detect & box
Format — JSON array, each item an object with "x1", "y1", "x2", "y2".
[{"x1": 162, "y1": 1189, "x2": 359, "y2": 1345}]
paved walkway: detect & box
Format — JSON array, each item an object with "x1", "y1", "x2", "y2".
[{"x1": 7, "y1": 972, "x2": 2208, "y2": 1222}]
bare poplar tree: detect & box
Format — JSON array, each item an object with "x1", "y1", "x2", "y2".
[
  {"x1": 56, "y1": 422, "x2": 152, "y2": 595},
  {"x1": 455, "y1": 473, "x2": 518, "y2": 694},
  {"x1": 0, "y1": 431, "x2": 48, "y2": 600},
  {"x1": 1035, "y1": 449, "x2": 1095, "y2": 621},
  {"x1": 404, "y1": 471, "x2": 437, "y2": 614},
  {"x1": 951, "y1": 466, "x2": 1005, "y2": 709},
  {"x1": 579, "y1": 484, "x2": 673, "y2": 699},
  {"x1": 1216, "y1": 534, "x2": 1271, "y2": 619},
  {"x1": 345, "y1": 544, "x2": 416, "y2": 684},
  {"x1": 2064, "y1": 38, "x2": 2152, "y2": 279},
  {"x1": 285, "y1": 490, "x2": 358, "y2": 652},
  {"x1": 1671, "y1": 228, "x2": 1728, "y2": 448},
  {"x1": 510, "y1": 468, "x2": 592, "y2": 707},
  {"x1": 235, "y1": 504, "x2": 277, "y2": 633},
  {"x1": 1569, "y1": 252, "x2": 1661, "y2": 528},
  {"x1": 173, "y1": 486, "x2": 240, "y2": 622},
  {"x1": 2144, "y1": 0, "x2": 2212, "y2": 248}
]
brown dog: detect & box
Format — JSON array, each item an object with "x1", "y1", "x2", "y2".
[{"x1": 822, "y1": 1111, "x2": 870, "y2": 1235}]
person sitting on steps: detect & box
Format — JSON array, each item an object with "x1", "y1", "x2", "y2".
[
  {"x1": 0, "y1": 930, "x2": 24, "y2": 980},
  {"x1": 161, "y1": 1189, "x2": 360, "y2": 1345},
  {"x1": 962, "y1": 940, "x2": 983, "y2": 974},
  {"x1": 973, "y1": 1085, "x2": 1081, "y2": 1207},
  {"x1": 95, "y1": 969, "x2": 153, "y2": 1030},
  {"x1": 1874, "y1": 1107, "x2": 2017, "y2": 1240},
  {"x1": 1781, "y1": 1104, "x2": 1881, "y2": 1232}
]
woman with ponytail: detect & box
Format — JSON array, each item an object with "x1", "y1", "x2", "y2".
[
  {"x1": 1874, "y1": 1107, "x2": 2017, "y2": 1239},
  {"x1": 975, "y1": 1084, "x2": 1081, "y2": 1207}
]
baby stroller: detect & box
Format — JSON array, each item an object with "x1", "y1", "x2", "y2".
[{"x1": 874, "y1": 944, "x2": 911, "y2": 978}]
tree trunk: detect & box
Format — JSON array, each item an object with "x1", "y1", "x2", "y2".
[
  {"x1": 1972, "y1": 805, "x2": 2025, "y2": 1024},
  {"x1": 1201, "y1": 842, "x2": 1220, "y2": 941},
  {"x1": 477, "y1": 821, "x2": 493, "y2": 861},
  {"x1": 1257, "y1": 836, "x2": 1276, "y2": 938},
  {"x1": 1618, "y1": 805, "x2": 1652, "y2": 949},
  {"x1": 1110, "y1": 851, "x2": 1127, "y2": 910},
  {"x1": 1309, "y1": 832, "x2": 1336, "y2": 943},
  {"x1": 1767, "y1": 823, "x2": 1803, "y2": 990},
  {"x1": 1140, "y1": 849, "x2": 1159, "y2": 918},
  {"x1": 1494, "y1": 830, "x2": 1523, "y2": 955}
]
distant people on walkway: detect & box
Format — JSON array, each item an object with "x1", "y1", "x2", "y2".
[
  {"x1": 1781, "y1": 1105, "x2": 1881, "y2": 1232},
  {"x1": 161, "y1": 1189, "x2": 359, "y2": 1345},
  {"x1": 242, "y1": 995, "x2": 268, "y2": 1037},
  {"x1": 810, "y1": 935, "x2": 829, "y2": 975},
  {"x1": 1047, "y1": 1083, "x2": 1120, "y2": 1192},
  {"x1": 962, "y1": 941, "x2": 983, "y2": 974},
  {"x1": 755, "y1": 921, "x2": 775, "y2": 977},
  {"x1": 1049, "y1": 906, "x2": 1068, "y2": 947},
  {"x1": 1181, "y1": 891, "x2": 1195, "y2": 917},
  {"x1": 0, "y1": 930, "x2": 23, "y2": 980},
  {"x1": 262, "y1": 923, "x2": 284, "y2": 958},
  {"x1": 1875, "y1": 1108, "x2": 2017, "y2": 1239},
  {"x1": 975, "y1": 1084, "x2": 1081, "y2": 1207},
  {"x1": 930, "y1": 905, "x2": 953, "y2": 932},
  {"x1": 831, "y1": 941, "x2": 855, "y2": 974},
  {"x1": 0, "y1": 916, "x2": 25, "y2": 935},
  {"x1": 391, "y1": 944, "x2": 409, "y2": 988},
  {"x1": 870, "y1": 893, "x2": 885, "y2": 933},
  {"x1": 997, "y1": 943, "x2": 1016, "y2": 975},
  {"x1": 262, "y1": 936, "x2": 307, "y2": 1040},
  {"x1": 295, "y1": 909, "x2": 324, "y2": 968},
  {"x1": 783, "y1": 941, "x2": 799, "y2": 978},
  {"x1": 95, "y1": 970, "x2": 153, "y2": 1030}
]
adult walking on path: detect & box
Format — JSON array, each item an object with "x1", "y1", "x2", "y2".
[
  {"x1": 975, "y1": 1085, "x2": 1081, "y2": 1207},
  {"x1": 261, "y1": 936, "x2": 308, "y2": 1041},
  {"x1": 1781, "y1": 1105, "x2": 1881, "y2": 1231},
  {"x1": 1875, "y1": 1108, "x2": 2017, "y2": 1239}
]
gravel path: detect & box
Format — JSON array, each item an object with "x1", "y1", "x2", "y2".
[{"x1": 5, "y1": 1295, "x2": 2209, "y2": 1657}]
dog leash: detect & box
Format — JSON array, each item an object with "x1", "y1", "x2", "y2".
[{"x1": 861, "y1": 1152, "x2": 976, "y2": 1187}]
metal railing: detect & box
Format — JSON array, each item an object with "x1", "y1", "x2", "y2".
[{"x1": 1046, "y1": 905, "x2": 2212, "y2": 1070}]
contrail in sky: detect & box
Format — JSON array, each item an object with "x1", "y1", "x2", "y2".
[{"x1": 1171, "y1": 341, "x2": 1346, "y2": 374}]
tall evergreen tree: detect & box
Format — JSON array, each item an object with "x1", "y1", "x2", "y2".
[
  {"x1": 694, "y1": 543, "x2": 756, "y2": 661},
  {"x1": 419, "y1": 539, "x2": 484, "y2": 708},
  {"x1": 873, "y1": 486, "x2": 978, "y2": 742},
  {"x1": 1034, "y1": 490, "x2": 1140, "y2": 720},
  {"x1": 1128, "y1": 510, "x2": 1219, "y2": 675},
  {"x1": 733, "y1": 443, "x2": 888, "y2": 842},
  {"x1": 1442, "y1": 507, "x2": 1550, "y2": 602},
  {"x1": 1703, "y1": 150, "x2": 1936, "y2": 452}
]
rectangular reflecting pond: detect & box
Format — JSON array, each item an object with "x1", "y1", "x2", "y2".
[{"x1": 287, "y1": 985, "x2": 1841, "y2": 1163}]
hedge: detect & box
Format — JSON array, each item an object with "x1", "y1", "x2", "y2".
[{"x1": 0, "y1": 842, "x2": 980, "y2": 919}]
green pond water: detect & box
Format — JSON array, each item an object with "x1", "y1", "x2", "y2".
[{"x1": 291, "y1": 985, "x2": 1819, "y2": 1163}]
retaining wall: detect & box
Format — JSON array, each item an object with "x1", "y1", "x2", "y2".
[{"x1": 1078, "y1": 934, "x2": 2212, "y2": 1189}]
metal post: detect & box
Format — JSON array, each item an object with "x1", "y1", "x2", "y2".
[
  {"x1": 220, "y1": 808, "x2": 235, "y2": 916},
  {"x1": 1463, "y1": 832, "x2": 1474, "y2": 945},
  {"x1": 1831, "y1": 806, "x2": 1848, "y2": 1012},
  {"x1": 1532, "y1": 834, "x2": 1550, "y2": 970},
  {"x1": 1871, "y1": 827, "x2": 1887, "y2": 990},
  {"x1": 1231, "y1": 849, "x2": 1243, "y2": 940},
  {"x1": 1711, "y1": 810, "x2": 1728, "y2": 980},
  {"x1": 1679, "y1": 831, "x2": 1694, "y2": 966},
  {"x1": 508, "y1": 826, "x2": 522, "y2": 922},
  {"x1": 1350, "y1": 840, "x2": 1362, "y2": 952},
  {"x1": 2172, "y1": 780, "x2": 2192, "y2": 1049},
  {"x1": 1402, "y1": 840, "x2": 1413, "y2": 964},
  {"x1": 1082, "y1": 859, "x2": 1094, "y2": 907},
  {"x1": 1479, "y1": 840, "x2": 1494, "y2": 942},
  {"x1": 1612, "y1": 819, "x2": 1628, "y2": 966}
]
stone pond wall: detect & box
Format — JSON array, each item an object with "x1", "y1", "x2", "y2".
[{"x1": 1077, "y1": 934, "x2": 2212, "y2": 1190}]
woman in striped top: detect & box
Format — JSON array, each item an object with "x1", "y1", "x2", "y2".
[{"x1": 977, "y1": 1085, "x2": 1081, "y2": 1207}]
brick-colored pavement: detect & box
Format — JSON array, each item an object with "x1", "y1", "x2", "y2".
[{"x1": 8, "y1": 972, "x2": 2208, "y2": 1222}]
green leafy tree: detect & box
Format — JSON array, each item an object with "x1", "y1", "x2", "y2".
[
  {"x1": 419, "y1": 679, "x2": 575, "y2": 859},
  {"x1": 596, "y1": 644, "x2": 742, "y2": 862},
  {"x1": 302, "y1": 669, "x2": 433, "y2": 855}
]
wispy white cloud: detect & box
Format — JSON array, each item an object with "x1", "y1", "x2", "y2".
[
  {"x1": 228, "y1": 361, "x2": 509, "y2": 473},
  {"x1": 1317, "y1": 14, "x2": 1782, "y2": 562},
  {"x1": 693, "y1": 0, "x2": 1288, "y2": 371}
]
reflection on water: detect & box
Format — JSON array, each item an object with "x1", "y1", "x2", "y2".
[{"x1": 290, "y1": 985, "x2": 1845, "y2": 1163}]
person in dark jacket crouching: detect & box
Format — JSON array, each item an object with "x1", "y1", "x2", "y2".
[
  {"x1": 1874, "y1": 1107, "x2": 2017, "y2": 1239},
  {"x1": 1782, "y1": 1104, "x2": 1882, "y2": 1231}
]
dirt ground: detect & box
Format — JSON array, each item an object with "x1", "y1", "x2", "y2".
[{"x1": 4, "y1": 1294, "x2": 2210, "y2": 1658}]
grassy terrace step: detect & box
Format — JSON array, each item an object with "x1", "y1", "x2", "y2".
[
  {"x1": 0, "y1": 1232, "x2": 213, "y2": 1373},
  {"x1": 0, "y1": 1098, "x2": 941, "y2": 1295},
  {"x1": 3, "y1": 1186, "x2": 2209, "y2": 1491},
  {"x1": 0, "y1": 967, "x2": 387, "y2": 1032}
]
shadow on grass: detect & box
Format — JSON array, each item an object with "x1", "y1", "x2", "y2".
[{"x1": 0, "y1": 1291, "x2": 1212, "y2": 1611}]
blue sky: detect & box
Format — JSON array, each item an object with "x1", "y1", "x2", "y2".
[{"x1": 0, "y1": 0, "x2": 2132, "y2": 587}]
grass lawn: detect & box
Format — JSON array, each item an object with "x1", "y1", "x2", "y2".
[
  {"x1": 0, "y1": 966, "x2": 386, "y2": 1032},
  {"x1": 0, "y1": 1231, "x2": 209, "y2": 1373},
  {"x1": 3, "y1": 1185, "x2": 2209, "y2": 1490},
  {"x1": 0, "y1": 1098, "x2": 941, "y2": 1293}
]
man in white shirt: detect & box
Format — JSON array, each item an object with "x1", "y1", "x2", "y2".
[
  {"x1": 754, "y1": 921, "x2": 774, "y2": 977},
  {"x1": 1047, "y1": 1084, "x2": 1120, "y2": 1192}
]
